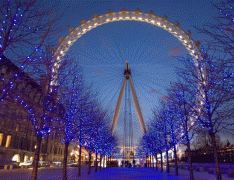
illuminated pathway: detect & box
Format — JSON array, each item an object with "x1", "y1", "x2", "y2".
[
  {"x1": 86, "y1": 167, "x2": 232, "y2": 180},
  {"x1": 0, "y1": 167, "x2": 232, "y2": 179},
  {"x1": 88, "y1": 168, "x2": 169, "y2": 180}
]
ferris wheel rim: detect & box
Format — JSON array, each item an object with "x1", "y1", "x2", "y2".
[{"x1": 51, "y1": 8, "x2": 203, "y2": 86}]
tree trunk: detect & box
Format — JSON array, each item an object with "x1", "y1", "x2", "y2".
[
  {"x1": 31, "y1": 133, "x2": 42, "y2": 180},
  {"x1": 187, "y1": 139, "x2": 194, "y2": 180},
  {"x1": 150, "y1": 155, "x2": 152, "y2": 168},
  {"x1": 95, "y1": 152, "x2": 98, "y2": 172},
  {"x1": 160, "y1": 152, "x2": 163, "y2": 171},
  {"x1": 109, "y1": 156, "x2": 111, "y2": 168},
  {"x1": 77, "y1": 145, "x2": 82, "y2": 177},
  {"x1": 107, "y1": 156, "x2": 109, "y2": 168},
  {"x1": 88, "y1": 152, "x2": 91, "y2": 174},
  {"x1": 210, "y1": 132, "x2": 222, "y2": 180},
  {"x1": 62, "y1": 141, "x2": 69, "y2": 180},
  {"x1": 152, "y1": 155, "x2": 154, "y2": 169},
  {"x1": 103, "y1": 156, "x2": 105, "y2": 169},
  {"x1": 166, "y1": 149, "x2": 170, "y2": 173},
  {"x1": 99, "y1": 155, "x2": 102, "y2": 171},
  {"x1": 174, "y1": 144, "x2": 178, "y2": 176},
  {"x1": 155, "y1": 154, "x2": 158, "y2": 170},
  {"x1": 146, "y1": 155, "x2": 148, "y2": 168}
]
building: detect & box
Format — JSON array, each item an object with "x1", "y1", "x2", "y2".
[{"x1": 0, "y1": 55, "x2": 67, "y2": 167}]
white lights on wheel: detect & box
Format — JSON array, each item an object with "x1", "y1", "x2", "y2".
[{"x1": 53, "y1": 10, "x2": 202, "y2": 90}]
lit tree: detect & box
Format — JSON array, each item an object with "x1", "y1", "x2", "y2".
[
  {"x1": 198, "y1": 0, "x2": 234, "y2": 58},
  {"x1": 138, "y1": 118, "x2": 163, "y2": 170},
  {"x1": 163, "y1": 95, "x2": 182, "y2": 176},
  {"x1": 168, "y1": 81, "x2": 197, "y2": 180},
  {"x1": 0, "y1": 48, "x2": 68, "y2": 180},
  {"x1": 29, "y1": 47, "x2": 72, "y2": 180},
  {"x1": 82, "y1": 99, "x2": 102, "y2": 174},
  {"x1": 92, "y1": 108, "x2": 110, "y2": 172},
  {"x1": 0, "y1": 0, "x2": 63, "y2": 59},
  {"x1": 75, "y1": 94, "x2": 94, "y2": 177},
  {"x1": 177, "y1": 53, "x2": 234, "y2": 180},
  {"x1": 105, "y1": 134, "x2": 117, "y2": 168},
  {"x1": 149, "y1": 113, "x2": 165, "y2": 171},
  {"x1": 7, "y1": 44, "x2": 80, "y2": 180},
  {"x1": 58, "y1": 66, "x2": 91, "y2": 180},
  {"x1": 155, "y1": 103, "x2": 171, "y2": 173},
  {"x1": 143, "y1": 133, "x2": 151, "y2": 168},
  {"x1": 96, "y1": 123, "x2": 114, "y2": 171},
  {"x1": 138, "y1": 135, "x2": 148, "y2": 167}
]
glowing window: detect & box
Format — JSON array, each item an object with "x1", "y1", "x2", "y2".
[
  {"x1": 0, "y1": 133, "x2": 3, "y2": 146},
  {"x1": 5, "y1": 135, "x2": 11, "y2": 148}
]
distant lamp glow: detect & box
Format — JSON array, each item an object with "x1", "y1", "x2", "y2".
[{"x1": 12, "y1": 154, "x2": 20, "y2": 162}]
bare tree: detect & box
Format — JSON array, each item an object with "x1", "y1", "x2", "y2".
[
  {"x1": 198, "y1": 0, "x2": 234, "y2": 58},
  {"x1": 0, "y1": 0, "x2": 64, "y2": 59}
]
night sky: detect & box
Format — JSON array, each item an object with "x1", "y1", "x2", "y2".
[{"x1": 42, "y1": 0, "x2": 222, "y2": 145}]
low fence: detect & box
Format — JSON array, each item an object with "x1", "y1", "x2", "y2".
[{"x1": 176, "y1": 163, "x2": 234, "y2": 175}]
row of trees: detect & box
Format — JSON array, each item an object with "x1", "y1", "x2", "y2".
[
  {"x1": 139, "y1": 1, "x2": 234, "y2": 180},
  {"x1": 0, "y1": 1, "x2": 117, "y2": 180},
  {"x1": 1, "y1": 36, "x2": 117, "y2": 180},
  {"x1": 59, "y1": 64, "x2": 117, "y2": 180}
]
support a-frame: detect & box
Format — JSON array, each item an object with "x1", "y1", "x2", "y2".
[{"x1": 111, "y1": 61, "x2": 146, "y2": 135}]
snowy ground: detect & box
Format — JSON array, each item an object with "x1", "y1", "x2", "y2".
[{"x1": 0, "y1": 166, "x2": 233, "y2": 180}]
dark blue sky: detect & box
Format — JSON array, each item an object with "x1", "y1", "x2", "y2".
[{"x1": 44, "y1": 0, "x2": 224, "y2": 144}]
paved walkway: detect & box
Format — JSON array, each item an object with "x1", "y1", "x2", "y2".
[
  {"x1": 0, "y1": 167, "x2": 233, "y2": 180},
  {"x1": 82, "y1": 167, "x2": 233, "y2": 180}
]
